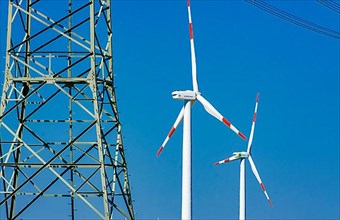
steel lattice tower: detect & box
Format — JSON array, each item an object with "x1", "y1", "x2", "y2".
[{"x1": 0, "y1": 0, "x2": 134, "y2": 219}]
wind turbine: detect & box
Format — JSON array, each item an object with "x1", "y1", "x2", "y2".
[
  {"x1": 215, "y1": 93, "x2": 272, "y2": 220},
  {"x1": 156, "y1": 1, "x2": 246, "y2": 219}
]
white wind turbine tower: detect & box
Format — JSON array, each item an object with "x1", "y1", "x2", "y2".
[
  {"x1": 215, "y1": 93, "x2": 272, "y2": 220},
  {"x1": 156, "y1": 1, "x2": 246, "y2": 219}
]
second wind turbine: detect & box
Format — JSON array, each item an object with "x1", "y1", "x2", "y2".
[
  {"x1": 215, "y1": 93, "x2": 273, "y2": 220},
  {"x1": 156, "y1": 1, "x2": 246, "y2": 219}
]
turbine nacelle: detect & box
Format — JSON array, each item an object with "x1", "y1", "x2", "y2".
[
  {"x1": 233, "y1": 151, "x2": 248, "y2": 159},
  {"x1": 172, "y1": 90, "x2": 197, "y2": 101}
]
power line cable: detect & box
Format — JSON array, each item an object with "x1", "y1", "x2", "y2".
[
  {"x1": 323, "y1": 0, "x2": 340, "y2": 10},
  {"x1": 245, "y1": 0, "x2": 340, "y2": 39},
  {"x1": 317, "y1": 0, "x2": 340, "y2": 13},
  {"x1": 246, "y1": 0, "x2": 339, "y2": 37}
]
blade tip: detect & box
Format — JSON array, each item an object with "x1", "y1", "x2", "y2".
[
  {"x1": 240, "y1": 132, "x2": 247, "y2": 140},
  {"x1": 156, "y1": 146, "x2": 164, "y2": 157},
  {"x1": 269, "y1": 199, "x2": 273, "y2": 207}
]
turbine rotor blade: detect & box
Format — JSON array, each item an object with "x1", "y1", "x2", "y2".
[
  {"x1": 248, "y1": 155, "x2": 273, "y2": 207},
  {"x1": 156, "y1": 107, "x2": 185, "y2": 157},
  {"x1": 187, "y1": 0, "x2": 199, "y2": 92},
  {"x1": 214, "y1": 155, "x2": 239, "y2": 166},
  {"x1": 196, "y1": 94, "x2": 247, "y2": 140},
  {"x1": 247, "y1": 93, "x2": 260, "y2": 154}
]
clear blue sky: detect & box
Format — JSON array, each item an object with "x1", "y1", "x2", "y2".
[{"x1": 0, "y1": 0, "x2": 339, "y2": 220}]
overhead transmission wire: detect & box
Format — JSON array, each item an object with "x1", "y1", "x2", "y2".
[
  {"x1": 317, "y1": 0, "x2": 340, "y2": 13},
  {"x1": 245, "y1": 0, "x2": 340, "y2": 39}
]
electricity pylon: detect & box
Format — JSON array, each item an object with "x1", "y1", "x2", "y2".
[{"x1": 0, "y1": 0, "x2": 134, "y2": 219}]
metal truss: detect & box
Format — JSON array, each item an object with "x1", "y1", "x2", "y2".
[{"x1": 0, "y1": 0, "x2": 134, "y2": 219}]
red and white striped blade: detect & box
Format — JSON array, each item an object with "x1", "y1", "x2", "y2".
[
  {"x1": 156, "y1": 107, "x2": 185, "y2": 157},
  {"x1": 196, "y1": 94, "x2": 247, "y2": 140},
  {"x1": 248, "y1": 155, "x2": 273, "y2": 207},
  {"x1": 247, "y1": 93, "x2": 260, "y2": 154},
  {"x1": 187, "y1": 0, "x2": 199, "y2": 92},
  {"x1": 214, "y1": 155, "x2": 239, "y2": 166}
]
